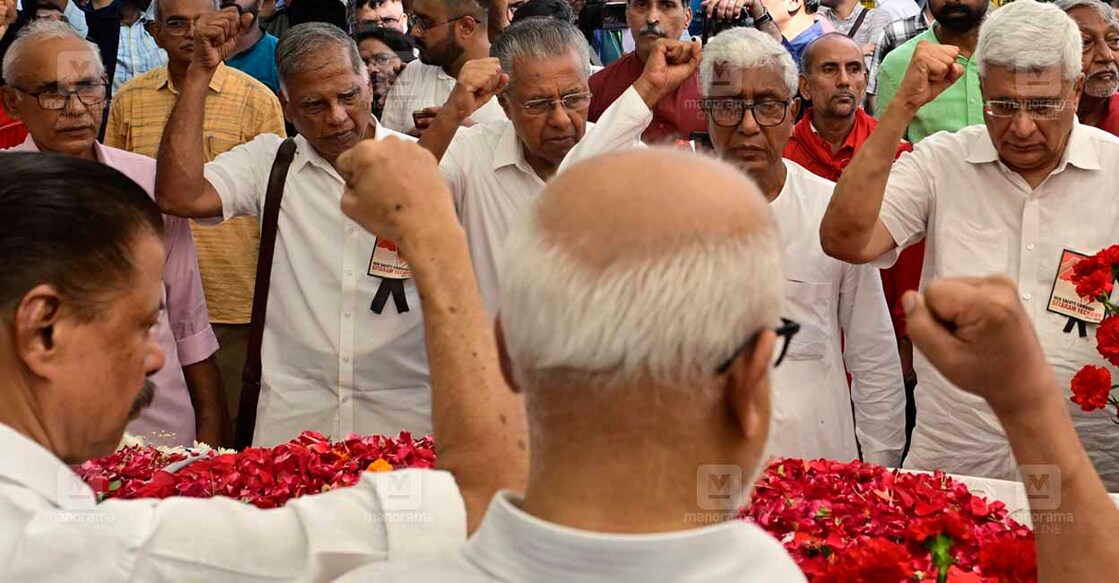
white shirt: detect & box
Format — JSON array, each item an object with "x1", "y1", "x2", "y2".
[
  {"x1": 381, "y1": 61, "x2": 508, "y2": 134},
  {"x1": 204, "y1": 126, "x2": 432, "y2": 446},
  {"x1": 878, "y1": 123, "x2": 1119, "y2": 489},
  {"x1": 0, "y1": 423, "x2": 466, "y2": 581},
  {"x1": 336, "y1": 490, "x2": 806, "y2": 582},
  {"x1": 769, "y1": 161, "x2": 906, "y2": 467},
  {"x1": 442, "y1": 86, "x2": 653, "y2": 315}
]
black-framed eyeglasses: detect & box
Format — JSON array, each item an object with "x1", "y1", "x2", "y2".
[
  {"x1": 515, "y1": 91, "x2": 593, "y2": 116},
  {"x1": 716, "y1": 318, "x2": 800, "y2": 374},
  {"x1": 10, "y1": 82, "x2": 108, "y2": 110},
  {"x1": 407, "y1": 13, "x2": 468, "y2": 31},
  {"x1": 703, "y1": 97, "x2": 791, "y2": 128},
  {"x1": 365, "y1": 51, "x2": 404, "y2": 67},
  {"x1": 359, "y1": 15, "x2": 406, "y2": 28}
]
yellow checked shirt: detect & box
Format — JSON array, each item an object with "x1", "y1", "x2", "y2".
[{"x1": 106, "y1": 63, "x2": 286, "y2": 324}]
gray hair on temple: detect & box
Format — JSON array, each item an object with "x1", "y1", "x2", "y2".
[
  {"x1": 491, "y1": 17, "x2": 591, "y2": 83},
  {"x1": 2, "y1": 20, "x2": 105, "y2": 86}
]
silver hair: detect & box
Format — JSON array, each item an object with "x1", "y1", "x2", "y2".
[
  {"x1": 1054, "y1": 0, "x2": 1114, "y2": 23},
  {"x1": 498, "y1": 178, "x2": 784, "y2": 393},
  {"x1": 491, "y1": 17, "x2": 591, "y2": 83},
  {"x1": 2, "y1": 20, "x2": 105, "y2": 86},
  {"x1": 976, "y1": 0, "x2": 1082, "y2": 82},
  {"x1": 700, "y1": 27, "x2": 798, "y2": 97},
  {"x1": 276, "y1": 23, "x2": 370, "y2": 95},
  {"x1": 152, "y1": 0, "x2": 220, "y2": 22}
]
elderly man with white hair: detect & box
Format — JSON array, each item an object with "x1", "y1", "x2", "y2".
[
  {"x1": 416, "y1": 18, "x2": 701, "y2": 314},
  {"x1": 695, "y1": 27, "x2": 906, "y2": 467},
  {"x1": 1057, "y1": 0, "x2": 1119, "y2": 135},
  {"x1": 821, "y1": 0, "x2": 1119, "y2": 490}
]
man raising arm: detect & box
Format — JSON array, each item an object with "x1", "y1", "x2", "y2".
[{"x1": 818, "y1": 41, "x2": 962, "y2": 264}]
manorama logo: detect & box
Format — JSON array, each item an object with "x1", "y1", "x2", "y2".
[
  {"x1": 697, "y1": 464, "x2": 742, "y2": 511},
  {"x1": 1020, "y1": 464, "x2": 1061, "y2": 511}
]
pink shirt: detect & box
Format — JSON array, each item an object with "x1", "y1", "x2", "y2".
[{"x1": 7, "y1": 137, "x2": 218, "y2": 446}]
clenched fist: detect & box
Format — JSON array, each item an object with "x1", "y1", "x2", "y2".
[
  {"x1": 895, "y1": 41, "x2": 965, "y2": 112},
  {"x1": 634, "y1": 39, "x2": 702, "y2": 109},
  {"x1": 337, "y1": 138, "x2": 459, "y2": 253},
  {"x1": 0, "y1": 0, "x2": 17, "y2": 40},
  {"x1": 445, "y1": 58, "x2": 509, "y2": 122},
  {"x1": 192, "y1": 7, "x2": 255, "y2": 71}
]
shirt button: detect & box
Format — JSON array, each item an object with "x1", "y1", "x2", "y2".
[
  {"x1": 342, "y1": 396, "x2": 351, "y2": 404},
  {"x1": 1022, "y1": 292, "x2": 1032, "y2": 301},
  {"x1": 344, "y1": 311, "x2": 352, "y2": 318},
  {"x1": 344, "y1": 269, "x2": 353, "y2": 277},
  {"x1": 1026, "y1": 243, "x2": 1035, "y2": 251},
  {"x1": 342, "y1": 356, "x2": 351, "y2": 363}
]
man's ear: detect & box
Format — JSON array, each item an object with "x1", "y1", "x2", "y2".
[
  {"x1": 789, "y1": 96, "x2": 801, "y2": 126},
  {"x1": 786, "y1": 0, "x2": 803, "y2": 15},
  {"x1": 12, "y1": 284, "x2": 67, "y2": 378},
  {"x1": 458, "y1": 14, "x2": 479, "y2": 40},
  {"x1": 279, "y1": 90, "x2": 294, "y2": 124},
  {"x1": 494, "y1": 316, "x2": 522, "y2": 395},
  {"x1": 726, "y1": 330, "x2": 776, "y2": 442},
  {"x1": 148, "y1": 22, "x2": 167, "y2": 50},
  {"x1": 797, "y1": 75, "x2": 811, "y2": 102},
  {"x1": 1, "y1": 86, "x2": 22, "y2": 121}
]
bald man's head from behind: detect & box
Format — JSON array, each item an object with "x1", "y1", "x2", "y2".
[{"x1": 497, "y1": 149, "x2": 784, "y2": 509}]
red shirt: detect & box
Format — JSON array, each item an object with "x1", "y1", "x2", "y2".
[
  {"x1": 784, "y1": 108, "x2": 925, "y2": 339},
  {"x1": 588, "y1": 52, "x2": 706, "y2": 145},
  {"x1": 1091, "y1": 93, "x2": 1119, "y2": 137},
  {"x1": 0, "y1": 102, "x2": 28, "y2": 150}
]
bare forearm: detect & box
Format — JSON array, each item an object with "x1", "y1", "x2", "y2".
[
  {"x1": 998, "y1": 386, "x2": 1119, "y2": 581},
  {"x1": 416, "y1": 110, "x2": 464, "y2": 163},
  {"x1": 757, "y1": 20, "x2": 781, "y2": 43},
  {"x1": 182, "y1": 357, "x2": 230, "y2": 446},
  {"x1": 820, "y1": 101, "x2": 913, "y2": 261},
  {"x1": 405, "y1": 225, "x2": 528, "y2": 532},
  {"x1": 155, "y1": 66, "x2": 214, "y2": 217}
]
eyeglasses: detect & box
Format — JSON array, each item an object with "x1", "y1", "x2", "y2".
[
  {"x1": 360, "y1": 15, "x2": 406, "y2": 28},
  {"x1": 703, "y1": 97, "x2": 790, "y2": 128},
  {"x1": 365, "y1": 52, "x2": 403, "y2": 66},
  {"x1": 515, "y1": 91, "x2": 593, "y2": 116},
  {"x1": 407, "y1": 13, "x2": 467, "y2": 31},
  {"x1": 11, "y1": 82, "x2": 108, "y2": 110},
  {"x1": 983, "y1": 96, "x2": 1075, "y2": 121},
  {"x1": 716, "y1": 318, "x2": 801, "y2": 375},
  {"x1": 160, "y1": 16, "x2": 202, "y2": 36}
]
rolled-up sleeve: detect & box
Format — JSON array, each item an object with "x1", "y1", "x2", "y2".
[
  {"x1": 559, "y1": 86, "x2": 652, "y2": 172},
  {"x1": 203, "y1": 133, "x2": 278, "y2": 223},
  {"x1": 162, "y1": 215, "x2": 218, "y2": 365},
  {"x1": 839, "y1": 261, "x2": 906, "y2": 468},
  {"x1": 871, "y1": 146, "x2": 935, "y2": 269}
]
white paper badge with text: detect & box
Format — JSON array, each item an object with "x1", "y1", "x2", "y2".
[
  {"x1": 368, "y1": 238, "x2": 411, "y2": 280},
  {"x1": 1047, "y1": 249, "x2": 1106, "y2": 324}
]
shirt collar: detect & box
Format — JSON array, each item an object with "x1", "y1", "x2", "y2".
[
  {"x1": 14, "y1": 135, "x2": 114, "y2": 165},
  {"x1": 0, "y1": 423, "x2": 97, "y2": 509},
  {"x1": 491, "y1": 121, "x2": 537, "y2": 174},
  {"x1": 156, "y1": 63, "x2": 228, "y2": 94},
  {"x1": 461, "y1": 491, "x2": 801, "y2": 582},
  {"x1": 966, "y1": 121, "x2": 1101, "y2": 172}
]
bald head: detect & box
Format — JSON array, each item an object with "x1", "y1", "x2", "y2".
[
  {"x1": 799, "y1": 32, "x2": 860, "y2": 75},
  {"x1": 535, "y1": 149, "x2": 775, "y2": 273},
  {"x1": 498, "y1": 148, "x2": 784, "y2": 393},
  {"x1": 798, "y1": 32, "x2": 868, "y2": 119}
]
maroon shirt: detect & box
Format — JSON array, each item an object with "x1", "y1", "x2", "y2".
[
  {"x1": 1091, "y1": 93, "x2": 1119, "y2": 137},
  {"x1": 588, "y1": 52, "x2": 707, "y2": 145}
]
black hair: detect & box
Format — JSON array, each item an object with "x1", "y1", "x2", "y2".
[
  {"x1": 354, "y1": 25, "x2": 418, "y2": 57},
  {"x1": 511, "y1": 0, "x2": 574, "y2": 23},
  {"x1": 0, "y1": 153, "x2": 165, "y2": 319}
]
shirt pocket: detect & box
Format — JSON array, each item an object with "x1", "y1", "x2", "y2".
[
  {"x1": 783, "y1": 279, "x2": 835, "y2": 362},
  {"x1": 934, "y1": 221, "x2": 1009, "y2": 279}
]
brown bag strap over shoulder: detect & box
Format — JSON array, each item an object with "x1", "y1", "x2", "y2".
[
  {"x1": 234, "y1": 137, "x2": 297, "y2": 450},
  {"x1": 846, "y1": 7, "x2": 870, "y2": 40}
]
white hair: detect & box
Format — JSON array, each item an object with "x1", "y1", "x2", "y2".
[
  {"x1": 2, "y1": 20, "x2": 105, "y2": 86},
  {"x1": 491, "y1": 17, "x2": 591, "y2": 83},
  {"x1": 497, "y1": 201, "x2": 784, "y2": 393},
  {"x1": 699, "y1": 27, "x2": 798, "y2": 97},
  {"x1": 975, "y1": 0, "x2": 1081, "y2": 82},
  {"x1": 1054, "y1": 0, "x2": 1114, "y2": 23},
  {"x1": 153, "y1": 0, "x2": 220, "y2": 23},
  {"x1": 277, "y1": 22, "x2": 370, "y2": 96}
]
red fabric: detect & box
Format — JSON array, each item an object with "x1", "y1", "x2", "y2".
[
  {"x1": 1092, "y1": 93, "x2": 1119, "y2": 137},
  {"x1": 588, "y1": 52, "x2": 707, "y2": 145},
  {"x1": 784, "y1": 108, "x2": 924, "y2": 339},
  {"x1": 0, "y1": 102, "x2": 28, "y2": 150}
]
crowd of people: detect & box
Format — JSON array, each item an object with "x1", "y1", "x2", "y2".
[{"x1": 2, "y1": 0, "x2": 1119, "y2": 580}]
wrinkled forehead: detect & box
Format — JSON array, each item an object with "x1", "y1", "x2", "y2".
[
  {"x1": 705, "y1": 61, "x2": 792, "y2": 99},
  {"x1": 1068, "y1": 4, "x2": 1116, "y2": 32},
  {"x1": 15, "y1": 41, "x2": 102, "y2": 88},
  {"x1": 981, "y1": 66, "x2": 1073, "y2": 100},
  {"x1": 507, "y1": 51, "x2": 590, "y2": 96}
]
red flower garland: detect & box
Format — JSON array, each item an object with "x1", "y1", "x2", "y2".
[
  {"x1": 1071, "y1": 365, "x2": 1114, "y2": 412},
  {"x1": 1067, "y1": 247, "x2": 1119, "y2": 421}
]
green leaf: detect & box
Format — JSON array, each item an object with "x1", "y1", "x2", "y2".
[{"x1": 108, "y1": 479, "x2": 122, "y2": 492}]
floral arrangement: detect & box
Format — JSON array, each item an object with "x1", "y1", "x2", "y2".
[
  {"x1": 742, "y1": 458, "x2": 1036, "y2": 583},
  {"x1": 75, "y1": 431, "x2": 435, "y2": 508},
  {"x1": 1069, "y1": 246, "x2": 1119, "y2": 422}
]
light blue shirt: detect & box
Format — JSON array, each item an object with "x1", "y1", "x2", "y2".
[{"x1": 113, "y1": 19, "x2": 167, "y2": 93}]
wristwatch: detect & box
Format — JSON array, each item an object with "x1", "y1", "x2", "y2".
[{"x1": 752, "y1": 7, "x2": 773, "y2": 27}]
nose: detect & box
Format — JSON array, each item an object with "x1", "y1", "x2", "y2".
[
  {"x1": 1095, "y1": 40, "x2": 1116, "y2": 64},
  {"x1": 144, "y1": 339, "x2": 166, "y2": 377},
  {"x1": 646, "y1": 6, "x2": 661, "y2": 23},
  {"x1": 326, "y1": 100, "x2": 349, "y2": 125},
  {"x1": 61, "y1": 93, "x2": 86, "y2": 114},
  {"x1": 837, "y1": 68, "x2": 850, "y2": 87},
  {"x1": 546, "y1": 100, "x2": 573, "y2": 126},
  {"x1": 1010, "y1": 109, "x2": 1038, "y2": 137},
  {"x1": 736, "y1": 106, "x2": 761, "y2": 136}
]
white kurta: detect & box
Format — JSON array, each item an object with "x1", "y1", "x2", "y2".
[
  {"x1": 768, "y1": 161, "x2": 906, "y2": 466},
  {"x1": 381, "y1": 61, "x2": 508, "y2": 134},
  {"x1": 336, "y1": 490, "x2": 807, "y2": 582},
  {"x1": 204, "y1": 126, "x2": 432, "y2": 446},
  {"x1": 0, "y1": 424, "x2": 466, "y2": 581},
  {"x1": 877, "y1": 122, "x2": 1119, "y2": 490},
  {"x1": 441, "y1": 86, "x2": 653, "y2": 315}
]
